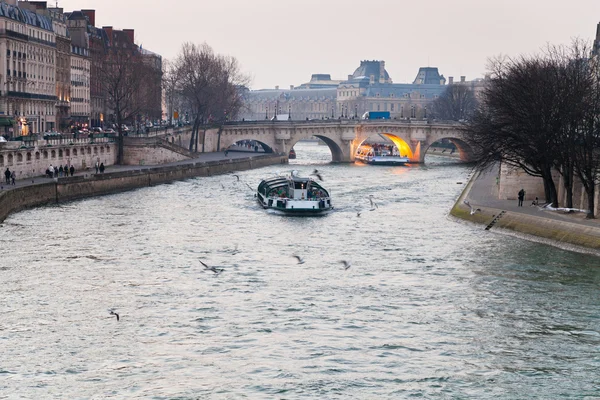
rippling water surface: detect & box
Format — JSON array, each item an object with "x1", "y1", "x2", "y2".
[{"x1": 1, "y1": 142, "x2": 599, "y2": 399}]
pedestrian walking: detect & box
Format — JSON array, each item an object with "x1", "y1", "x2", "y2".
[
  {"x1": 70, "y1": 165, "x2": 75, "y2": 177},
  {"x1": 10, "y1": 170, "x2": 15, "y2": 185},
  {"x1": 99, "y1": 163, "x2": 105, "y2": 173},
  {"x1": 518, "y1": 188, "x2": 525, "y2": 207},
  {"x1": 4, "y1": 167, "x2": 10, "y2": 184},
  {"x1": 95, "y1": 161, "x2": 99, "y2": 174},
  {"x1": 58, "y1": 165, "x2": 63, "y2": 177}
]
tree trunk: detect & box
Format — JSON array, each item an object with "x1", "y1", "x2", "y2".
[
  {"x1": 563, "y1": 164, "x2": 574, "y2": 209},
  {"x1": 216, "y1": 125, "x2": 223, "y2": 152},
  {"x1": 188, "y1": 124, "x2": 196, "y2": 152},
  {"x1": 541, "y1": 167, "x2": 558, "y2": 207},
  {"x1": 585, "y1": 179, "x2": 595, "y2": 219},
  {"x1": 202, "y1": 128, "x2": 207, "y2": 153}
]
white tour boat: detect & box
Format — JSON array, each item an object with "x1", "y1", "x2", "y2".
[
  {"x1": 257, "y1": 172, "x2": 333, "y2": 215},
  {"x1": 356, "y1": 144, "x2": 409, "y2": 166}
]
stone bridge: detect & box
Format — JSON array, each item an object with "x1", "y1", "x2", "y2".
[{"x1": 218, "y1": 120, "x2": 472, "y2": 163}]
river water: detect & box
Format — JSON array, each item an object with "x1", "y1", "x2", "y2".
[{"x1": 1, "y1": 142, "x2": 599, "y2": 399}]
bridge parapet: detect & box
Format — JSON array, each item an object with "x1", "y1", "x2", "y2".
[{"x1": 218, "y1": 120, "x2": 469, "y2": 163}]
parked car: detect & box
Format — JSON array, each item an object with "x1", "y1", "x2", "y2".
[
  {"x1": 104, "y1": 128, "x2": 116, "y2": 134},
  {"x1": 92, "y1": 127, "x2": 103, "y2": 133},
  {"x1": 0, "y1": 135, "x2": 7, "y2": 142}
]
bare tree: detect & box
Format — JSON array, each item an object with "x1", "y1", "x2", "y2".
[
  {"x1": 464, "y1": 55, "x2": 564, "y2": 206},
  {"x1": 571, "y1": 49, "x2": 600, "y2": 218},
  {"x1": 430, "y1": 83, "x2": 478, "y2": 121},
  {"x1": 100, "y1": 48, "x2": 151, "y2": 164},
  {"x1": 172, "y1": 43, "x2": 250, "y2": 152}
]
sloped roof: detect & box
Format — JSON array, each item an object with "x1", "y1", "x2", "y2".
[{"x1": 0, "y1": 2, "x2": 53, "y2": 31}]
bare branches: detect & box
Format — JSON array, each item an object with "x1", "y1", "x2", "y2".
[
  {"x1": 169, "y1": 42, "x2": 250, "y2": 151},
  {"x1": 464, "y1": 40, "x2": 600, "y2": 217},
  {"x1": 430, "y1": 84, "x2": 478, "y2": 121}
]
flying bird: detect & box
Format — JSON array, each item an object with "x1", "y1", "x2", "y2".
[
  {"x1": 293, "y1": 255, "x2": 305, "y2": 264},
  {"x1": 463, "y1": 200, "x2": 481, "y2": 215},
  {"x1": 340, "y1": 260, "x2": 352, "y2": 270},
  {"x1": 232, "y1": 174, "x2": 240, "y2": 182},
  {"x1": 357, "y1": 211, "x2": 362, "y2": 217},
  {"x1": 368, "y1": 195, "x2": 378, "y2": 211},
  {"x1": 310, "y1": 169, "x2": 324, "y2": 181},
  {"x1": 199, "y1": 260, "x2": 224, "y2": 274},
  {"x1": 109, "y1": 310, "x2": 120, "y2": 321}
]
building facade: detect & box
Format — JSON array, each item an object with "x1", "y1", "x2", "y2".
[
  {"x1": 69, "y1": 44, "x2": 89, "y2": 126},
  {"x1": 240, "y1": 60, "x2": 458, "y2": 122},
  {"x1": 0, "y1": 0, "x2": 57, "y2": 136}
]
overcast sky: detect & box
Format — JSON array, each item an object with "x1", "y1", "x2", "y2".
[{"x1": 57, "y1": 0, "x2": 600, "y2": 89}]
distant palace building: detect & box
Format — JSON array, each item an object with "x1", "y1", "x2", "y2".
[{"x1": 240, "y1": 60, "x2": 482, "y2": 121}]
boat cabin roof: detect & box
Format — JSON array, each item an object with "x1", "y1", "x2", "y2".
[{"x1": 258, "y1": 175, "x2": 329, "y2": 196}]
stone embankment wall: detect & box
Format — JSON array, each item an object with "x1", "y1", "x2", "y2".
[
  {"x1": 122, "y1": 137, "x2": 191, "y2": 165},
  {"x1": 0, "y1": 139, "x2": 117, "y2": 179},
  {"x1": 498, "y1": 162, "x2": 600, "y2": 215},
  {"x1": 451, "y1": 174, "x2": 600, "y2": 253},
  {"x1": 0, "y1": 154, "x2": 288, "y2": 224}
]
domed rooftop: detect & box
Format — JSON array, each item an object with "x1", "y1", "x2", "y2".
[{"x1": 350, "y1": 60, "x2": 392, "y2": 83}]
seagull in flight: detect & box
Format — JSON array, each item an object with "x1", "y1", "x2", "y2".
[
  {"x1": 108, "y1": 309, "x2": 120, "y2": 321},
  {"x1": 340, "y1": 260, "x2": 352, "y2": 270},
  {"x1": 199, "y1": 260, "x2": 224, "y2": 274},
  {"x1": 356, "y1": 211, "x2": 362, "y2": 217},
  {"x1": 368, "y1": 195, "x2": 378, "y2": 211},
  {"x1": 537, "y1": 203, "x2": 586, "y2": 213},
  {"x1": 463, "y1": 200, "x2": 481, "y2": 215},
  {"x1": 232, "y1": 174, "x2": 240, "y2": 182},
  {"x1": 310, "y1": 169, "x2": 324, "y2": 181},
  {"x1": 293, "y1": 255, "x2": 305, "y2": 264}
]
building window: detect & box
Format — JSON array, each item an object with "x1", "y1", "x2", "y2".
[
  {"x1": 391, "y1": 104, "x2": 395, "y2": 111},
  {"x1": 411, "y1": 106, "x2": 416, "y2": 118},
  {"x1": 400, "y1": 106, "x2": 404, "y2": 118}
]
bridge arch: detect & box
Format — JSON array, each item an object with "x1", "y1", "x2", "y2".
[
  {"x1": 356, "y1": 132, "x2": 418, "y2": 162},
  {"x1": 225, "y1": 139, "x2": 274, "y2": 154},
  {"x1": 423, "y1": 136, "x2": 474, "y2": 163}
]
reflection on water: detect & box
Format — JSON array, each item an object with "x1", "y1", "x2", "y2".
[{"x1": 0, "y1": 142, "x2": 599, "y2": 399}]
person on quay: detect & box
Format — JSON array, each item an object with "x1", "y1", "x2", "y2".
[
  {"x1": 99, "y1": 163, "x2": 105, "y2": 173},
  {"x1": 4, "y1": 167, "x2": 10, "y2": 184},
  {"x1": 10, "y1": 170, "x2": 15, "y2": 185},
  {"x1": 518, "y1": 188, "x2": 525, "y2": 207},
  {"x1": 70, "y1": 165, "x2": 75, "y2": 177}
]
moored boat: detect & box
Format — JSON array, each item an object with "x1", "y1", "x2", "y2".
[
  {"x1": 288, "y1": 148, "x2": 297, "y2": 159},
  {"x1": 257, "y1": 172, "x2": 332, "y2": 215},
  {"x1": 355, "y1": 144, "x2": 409, "y2": 166}
]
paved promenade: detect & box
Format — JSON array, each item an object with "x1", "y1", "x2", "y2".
[
  {"x1": 0, "y1": 150, "x2": 263, "y2": 192},
  {"x1": 464, "y1": 164, "x2": 600, "y2": 228},
  {"x1": 458, "y1": 164, "x2": 600, "y2": 252}
]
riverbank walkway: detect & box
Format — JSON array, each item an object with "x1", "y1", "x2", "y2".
[
  {"x1": 0, "y1": 150, "x2": 266, "y2": 192},
  {"x1": 463, "y1": 164, "x2": 600, "y2": 233}
]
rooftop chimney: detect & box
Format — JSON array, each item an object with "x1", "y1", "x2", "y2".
[
  {"x1": 275, "y1": 85, "x2": 279, "y2": 90},
  {"x1": 123, "y1": 29, "x2": 135, "y2": 44},
  {"x1": 460, "y1": 76, "x2": 466, "y2": 82},
  {"x1": 102, "y1": 26, "x2": 113, "y2": 46},
  {"x1": 379, "y1": 61, "x2": 386, "y2": 83},
  {"x1": 81, "y1": 9, "x2": 96, "y2": 26},
  {"x1": 448, "y1": 76, "x2": 454, "y2": 85},
  {"x1": 290, "y1": 85, "x2": 294, "y2": 90}
]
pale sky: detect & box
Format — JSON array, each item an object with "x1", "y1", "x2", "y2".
[{"x1": 57, "y1": 0, "x2": 600, "y2": 89}]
